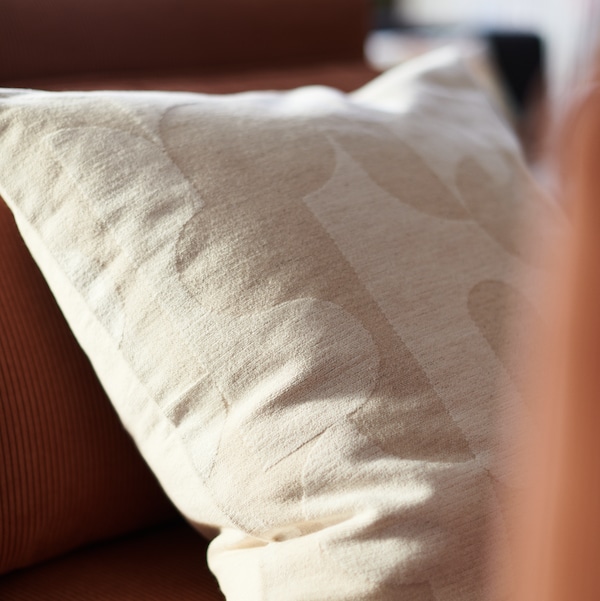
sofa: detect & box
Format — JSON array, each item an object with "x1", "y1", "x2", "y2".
[
  {"x1": 1, "y1": 1, "x2": 583, "y2": 600},
  {"x1": 0, "y1": 1, "x2": 374, "y2": 599}
]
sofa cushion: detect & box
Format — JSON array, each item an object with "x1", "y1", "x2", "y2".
[
  {"x1": 0, "y1": 48, "x2": 552, "y2": 599},
  {"x1": 0, "y1": 200, "x2": 177, "y2": 575},
  {"x1": 0, "y1": 523, "x2": 224, "y2": 600}
]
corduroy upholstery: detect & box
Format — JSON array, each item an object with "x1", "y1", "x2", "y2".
[
  {"x1": 0, "y1": 199, "x2": 177, "y2": 575},
  {"x1": 0, "y1": 523, "x2": 224, "y2": 600}
]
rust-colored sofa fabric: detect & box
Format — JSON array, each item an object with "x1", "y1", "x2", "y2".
[
  {"x1": 4, "y1": 62, "x2": 377, "y2": 96},
  {"x1": 0, "y1": 0, "x2": 368, "y2": 84},
  {"x1": 0, "y1": 200, "x2": 177, "y2": 575},
  {"x1": 0, "y1": 523, "x2": 224, "y2": 600},
  {"x1": 0, "y1": 0, "x2": 375, "y2": 106}
]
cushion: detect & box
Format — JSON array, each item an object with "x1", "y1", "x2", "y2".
[
  {"x1": 0, "y1": 198, "x2": 176, "y2": 575},
  {"x1": 0, "y1": 48, "x2": 550, "y2": 599}
]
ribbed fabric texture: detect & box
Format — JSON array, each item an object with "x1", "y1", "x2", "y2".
[
  {"x1": 0, "y1": 198, "x2": 176, "y2": 574},
  {"x1": 0, "y1": 523, "x2": 225, "y2": 600}
]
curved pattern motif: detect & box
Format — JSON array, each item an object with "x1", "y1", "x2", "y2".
[
  {"x1": 468, "y1": 280, "x2": 541, "y2": 397},
  {"x1": 334, "y1": 122, "x2": 468, "y2": 220}
]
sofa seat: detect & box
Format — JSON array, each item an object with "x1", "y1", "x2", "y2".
[{"x1": 0, "y1": 522, "x2": 224, "y2": 601}]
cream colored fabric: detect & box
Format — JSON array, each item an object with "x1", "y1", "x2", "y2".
[{"x1": 0, "y1": 48, "x2": 547, "y2": 600}]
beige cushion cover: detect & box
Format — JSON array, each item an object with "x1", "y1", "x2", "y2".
[{"x1": 0, "y1": 49, "x2": 545, "y2": 600}]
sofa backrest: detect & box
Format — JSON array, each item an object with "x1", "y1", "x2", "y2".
[{"x1": 0, "y1": 0, "x2": 369, "y2": 84}]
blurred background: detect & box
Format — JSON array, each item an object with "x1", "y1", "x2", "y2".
[
  {"x1": 370, "y1": 0, "x2": 600, "y2": 111},
  {"x1": 368, "y1": 0, "x2": 600, "y2": 170}
]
